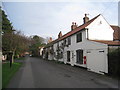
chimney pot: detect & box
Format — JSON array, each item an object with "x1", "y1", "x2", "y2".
[
  {"x1": 71, "y1": 22, "x2": 77, "y2": 31},
  {"x1": 48, "y1": 37, "x2": 52, "y2": 43},
  {"x1": 83, "y1": 13, "x2": 89, "y2": 24},
  {"x1": 58, "y1": 31, "x2": 62, "y2": 38},
  {"x1": 72, "y1": 22, "x2": 74, "y2": 25}
]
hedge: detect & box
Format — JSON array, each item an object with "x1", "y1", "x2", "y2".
[{"x1": 108, "y1": 48, "x2": 120, "y2": 77}]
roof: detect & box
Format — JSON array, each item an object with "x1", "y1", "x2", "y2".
[
  {"x1": 111, "y1": 25, "x2": 120, "y2": 31},
  {"x1": 58, "y1": 14, "x2": 100, "y2": 41},
  {"x1": 90, "y1": 40, "x2": 120, "y2": 46},
  {"x1": 44, "y1": 39, "x2": 59, "y2": 48},
  {"x1": 44, "y1": 14, "x2": 100, "y2": 48},
  {"x1": 110, "y1": 25, "x2": 120, "y2": 40}
]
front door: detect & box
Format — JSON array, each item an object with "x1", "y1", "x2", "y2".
[
  {"x1": 67, "y1": 51, "x2": 70, "y2": 62},
  {"x1": 76, "y1": 49, "x2": 83, "y2": 64}
]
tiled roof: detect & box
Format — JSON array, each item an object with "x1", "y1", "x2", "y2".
[
  {"x1": 44, "y1": 14, "x2": 100, "y2": 48},
  {"x1": 58, "y1": 14, "x2": 100, "y2": 41},
  {"x1": 110, "y1": 25, "x2": 120, "y2": 40},
  {"x1": 90, "y1": 40, "x2": 120, "y2": 46},
  {"x1": 111, "y1": 25, "x2": 120, "y2": 31},
  {"x1": 44, "y1": 39, "x2": 58, "y2": 48}
]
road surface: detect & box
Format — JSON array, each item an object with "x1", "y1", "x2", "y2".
[{"x1": 7, "y1": 56, "x2": 119, "y2": 88}]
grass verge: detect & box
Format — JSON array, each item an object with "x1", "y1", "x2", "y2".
[
  {"x1": 2, "y1": 62, "x2": 22, "y2": 88},
  {"x1": 15, "y1": 57, "x2": 25, "y2": 60}
]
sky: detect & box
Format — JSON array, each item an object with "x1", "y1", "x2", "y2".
[{"x1": 1, "y1": 0, "x2": 119, "y2": 40}]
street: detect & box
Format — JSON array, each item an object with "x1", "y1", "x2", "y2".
[{"x1": 7, "y1": 56, "x2": 119, "y2": 88}]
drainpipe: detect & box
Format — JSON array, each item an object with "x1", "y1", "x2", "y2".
[{"x1": 85, "y1": 28, "x2": 89, "y2": 40}]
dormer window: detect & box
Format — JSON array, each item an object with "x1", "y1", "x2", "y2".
[{"x1": 76, "y1": 32, "x2": 82, "y2": 43}]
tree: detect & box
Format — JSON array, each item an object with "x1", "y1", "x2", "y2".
[
  {"x1": 12, "y1": 31, "x2": 30, "y2": 58},
  {"x1": 2, "y1": 8, "x2": 15, "y2": 62},
  {"x1": 2, "y1": 8, "x2": 30, "y2": 62},
  {"x1": 2, "y1": 30, "x2": 30, "y2": 62},
  {"x1": 2, "y1": 8, "x2": 15, "y2": 34},
  {"x1": 29, "y1": 35, "x2": 46, "y2": 56}
]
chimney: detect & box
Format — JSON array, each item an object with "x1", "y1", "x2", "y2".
[
  {"x1": 48, "y1": 37, "x2": 52, "y2": 43},
  {"x1": 71, "y1": 22, "x2": 77, "y2": 31},
  {"x1": 58, "y1": 31, "x2": 62, "y2": 38},
  {"x1": 83, "y1": 14, "x2": 89, "y2": 24}
]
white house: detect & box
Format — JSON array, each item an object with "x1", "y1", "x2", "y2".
[
  {"x1": 43, "y1": 14, "x2": 120, "y2": 74},
  {"x1": 39, "y1": 46, "x2": 44, "y2": 57}
]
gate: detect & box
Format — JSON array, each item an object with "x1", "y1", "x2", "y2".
[{"x1": 87, "y1": 49, "x2": 106, "y2": 74}]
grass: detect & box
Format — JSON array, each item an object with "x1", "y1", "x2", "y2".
[
  {"x1": 15, "y1": 57, "x2": 25, "y2": 60},
  {"x1": 2, "y1": 62, "x2": 22, "y2": 88}
]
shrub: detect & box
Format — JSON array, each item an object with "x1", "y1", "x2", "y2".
[{"x1": 108, "y1": 48, "x2": 120, "y2": 77}]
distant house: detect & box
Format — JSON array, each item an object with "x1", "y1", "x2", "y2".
[
  {"x1": 39, "y1": 46, "x2": 44, "y2": 57},
  {"x1": 43, "y1": 14, "x2": 120, "y2": 74}
]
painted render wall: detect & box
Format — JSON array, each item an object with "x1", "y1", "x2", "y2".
[
  {"x1": 86, "y1": 15, "x2": 114, "y2": 40},
  {"x1": 44, "y1": 15, "x2": 112, "y2": 74},
  {"x1": 63, "y1": 31, "x2": 108, "y2": 74},
  {"x1": 46, "y1": 30, "x2": 108, "y2": 74}
]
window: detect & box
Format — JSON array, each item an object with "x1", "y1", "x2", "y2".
[
  {"x1": 67, "y1": 51, "x2": 70, "y2": 62},
  {"x1": 63, "y1": 39, "x2": 66, "y2": 46},
  {"x1": 76, "y1": 49, "x2": 83, "y2": 64},
  {"x1": 76, "y1": 33, "x2": 82, "y2": 42},
  {"x1": 99, "y1": 50, "x2": 104, "y2": 52},
  {"x1": 68, "y1": 37, "x2": 71, "y2": 45}
]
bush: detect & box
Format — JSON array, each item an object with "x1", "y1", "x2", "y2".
[{"x1": 108, "y1": 48, "x2": 120, "y2": 78}]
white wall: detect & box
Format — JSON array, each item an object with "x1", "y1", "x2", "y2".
[
  {"x1": 39, "y1": 47, "x2": 43, "y2": 56},
  {"x1": 62, "y1": 30, "x2": 108, "y2": 74},
  {"x1": 87, "y1": 15, "x2": 114, "y2": 40},
  {"x1": 45, "y1": 15, "x2": 110, "y2": 74},
  {"x1": 53, "y1": 43, "x2": 57, "y2": 60},
  {"x1": 48, "y1": 29, "x2": 108, "y2": 74}
]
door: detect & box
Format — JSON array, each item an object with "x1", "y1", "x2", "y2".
[
  {"x1": 67, "y1": 51, "x2": 70, "y2": 62},
  {"x1": 76, "y1": 49, "x2": 83, "y2": 64},
  {"x1": 87, "y1": 50, "x2": 105, "y2": 74}
]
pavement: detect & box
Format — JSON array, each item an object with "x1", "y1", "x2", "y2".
[{"x1": 7, "y1": 56, "x2": 119, "y2": 88}]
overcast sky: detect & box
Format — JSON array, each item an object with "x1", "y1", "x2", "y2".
[{"x1": 2, "y1": 0, "x2": 119, "y2": 40}]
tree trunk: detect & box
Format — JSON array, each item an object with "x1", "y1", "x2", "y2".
[
  {"x1": 12, "y1": 51, "x2": 15, "y2": 63},
  {"x1": 12, "y1": 48, "x2": 16, "y2": 63}
]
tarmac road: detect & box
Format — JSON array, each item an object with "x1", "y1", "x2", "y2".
[{"x1": 7, "y1": 56, "x2": 119, "y2": 88}]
